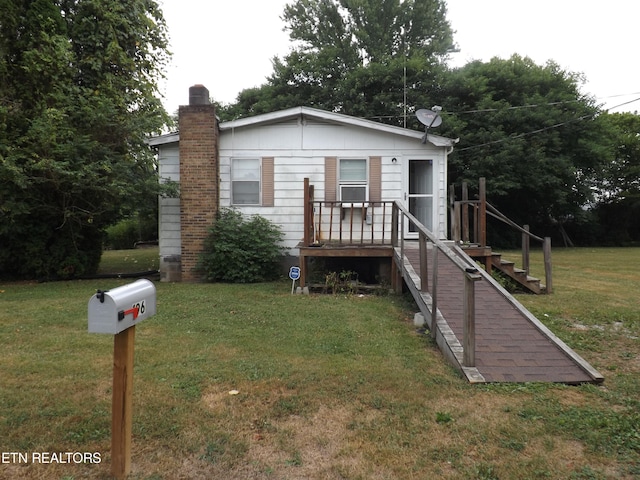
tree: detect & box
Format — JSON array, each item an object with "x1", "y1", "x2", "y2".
[
  {"x1": 590, "y1": 112, "x2": 640, "y2": 244},
  {"x1": 0, "y1": 0, "x2": 170, "y2": 279},
  {"x1": 435, "y1": 55, "x2": 613, "y2": 244},
  {"x1": 596, "y1": 112, "x2": 640, "y2": 203},
  {"x1": 219, "y1": 0, "x2": 454, "y2": 124}
]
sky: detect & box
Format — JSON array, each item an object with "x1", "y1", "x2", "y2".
[{"x1": 159, "y1": 0, "x2": 640, "y2": 116}]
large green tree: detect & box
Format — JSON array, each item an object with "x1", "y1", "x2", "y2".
[
  {"x1": 590, "y1": 112, "x2": 640, "y2": 243},
  {"x1": 0, "y1": 0, "x2": 169, "y2": 279},
  {"x1": 435, "y1": 55, "x2": 613, "y2": 243},
  {"x1": 220, "y1": 0, "x2": 454, "y2": 124}
]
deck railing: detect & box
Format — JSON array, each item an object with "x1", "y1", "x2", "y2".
[
  {"x1": 303, "y1": 178, "x2": 395, "y2": 246},
  {"x1": 392, "y1": 201, "x2": 482, "y2": 368}
]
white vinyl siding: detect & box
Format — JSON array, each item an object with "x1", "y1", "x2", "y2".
[
  {"x1": 157, "y1": 144, "x2": 181, "y2": 257},
  {"x1": 214, "y1": 117, "x2": 450, "y2": 250}
]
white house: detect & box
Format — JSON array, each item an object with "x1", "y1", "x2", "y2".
[{"x1": 148, "y1": 85, "x2": 457, "y2": 282}]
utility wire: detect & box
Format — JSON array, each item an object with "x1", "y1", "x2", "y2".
[
  {"x1": 605, "y1": 96, "x2": 640, "y2": 111},
  {"x1": 454, "y1": 95, "x2": 640, "y2": 152},
  {"x1": 455, "y1": 115, "x2": 595, "y2": 152},
  {"x1": 367, "y1": 91, "x2": 640, "y2": 120},
  {"x1": 365, "y1": 92, "x2": 639, "y2": 153}
]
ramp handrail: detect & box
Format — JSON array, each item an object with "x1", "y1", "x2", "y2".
[
  {"x1": 392, "y1": 201, "x2": 481, "y2": 367},
  {"x1": 451, "y1": 178, "x2": 553, "y2": 294}
]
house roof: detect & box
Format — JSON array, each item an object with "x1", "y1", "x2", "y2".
[{"x1": 147, "y1": 106, "x2": 458, "y2": 148}]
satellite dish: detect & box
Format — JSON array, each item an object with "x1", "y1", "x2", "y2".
[{"x1": 416, "y1": 109, "x2": 442, "y2": 128}]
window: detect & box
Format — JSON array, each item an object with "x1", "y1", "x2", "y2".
[
  {"x1": 231, "y1": 158, "x2": 260, "y2": 205},
  {"x1": 339, "y1": 158, "x2": 367, "y2": 203}
]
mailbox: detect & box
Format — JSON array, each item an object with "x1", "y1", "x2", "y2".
[{"x1": 88, "y1": 279, "x2": 156, "y2": 334}]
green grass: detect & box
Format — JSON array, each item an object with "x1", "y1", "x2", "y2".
[
  {"x1": 96, "y1": 248, "x2": 159, "y2": 274},
  {"x1": 0, "y1": 247, "x2": 638, "y2": 479}
]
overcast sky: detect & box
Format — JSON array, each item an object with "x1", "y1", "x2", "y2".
[{"x1": 159, "y1": 0, "x2": 639, "y2": 116}]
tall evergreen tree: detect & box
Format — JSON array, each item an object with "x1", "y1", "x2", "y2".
[{"x1": 0, "y1": 0, "x2": 170, "y2": 279}]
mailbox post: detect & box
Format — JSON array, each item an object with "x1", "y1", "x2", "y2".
[{"x1": 88, "y1": 279, "x2": 156, "y2": 479}]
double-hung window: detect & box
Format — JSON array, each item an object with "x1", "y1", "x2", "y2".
[
  {"x1": 231, "y1": 158, "x2": 260, "y2": 205},
  {"x1": 339, "y1": 158, "x2": 368, "y2": 204}
]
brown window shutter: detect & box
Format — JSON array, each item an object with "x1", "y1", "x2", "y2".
[
  {"x1": 262, "y1": 157, "x2": 274, "y2": 206},
  {"x1": 369, "y1": 156, "x2": 382, "y2": 202},
  {"x1": 325, "y1": 157, "x2": 337, "y2": 201}
]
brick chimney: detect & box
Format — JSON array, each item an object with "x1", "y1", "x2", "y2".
[{"x1": 178, "y1": 85, "x2": 219, "y2": 282}]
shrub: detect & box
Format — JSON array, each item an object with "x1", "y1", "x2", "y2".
[
  {"x1": 105, "y1": 215, "x2": 158, "y2": 250},
  {"x1": 324, "y1": 270, "x2": 359, "y2": 295},
  {"x1": 0, "y1": 221, "x2": 103, "y2": 280},
  {"x1": 105, "y1": 219, "x2": 139, "y2": 250},
  {"x1": 199, "y1": 208, "x2": 286, "y2": 283}
]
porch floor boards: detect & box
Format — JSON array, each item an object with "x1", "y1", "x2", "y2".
[
  {"x1": 400, "y1": 243, "x2": 602, "y2": 384},
  {"x1": 297, "y1": 241, "x2": 393, "y2": 258}
]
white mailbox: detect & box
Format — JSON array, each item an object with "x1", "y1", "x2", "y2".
[{"x1": 88, "y1": 279, "x2": 156, "y2": 334}]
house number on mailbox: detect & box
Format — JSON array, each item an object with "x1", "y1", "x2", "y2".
[
  {"x1": 134, "y1": 301, "x2": 146, "y2": 315},
  {"x1": 118, "y1": 300, "x2": 146, "y2": 321}
]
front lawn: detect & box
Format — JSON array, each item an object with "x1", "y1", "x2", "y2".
[{"x1": 0, "y1": 247, "x2": 638, "y2": 479}]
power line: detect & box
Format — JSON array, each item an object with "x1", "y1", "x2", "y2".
[
  {"x1": 365, "y1": 92, "x2": 639, "y2": 152},
  {"x1": 452, "y1": 96, "x2": 640, "y2": 152},
  {"x1": 447, "y1": 100, "x2": 581, "y2": 115},
  {"x1": 449, "y1": 92, "x2": 640, "y2": 115},
  {"x1": 455, "y1": 115, "x2": 594, "y2": 152},
  {"x1": 367, "y1": 91, "x2": 640, "y2": 120},
  {"x1": 605, "y1": 96, "x2": 640, "y2": 112}
]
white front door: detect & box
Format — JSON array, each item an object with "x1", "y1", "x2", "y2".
[{"x1": 405, "y1": 159, "x2": 434, "y2": 236}]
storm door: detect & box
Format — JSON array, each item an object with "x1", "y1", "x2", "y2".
[{"x1": 406, "y1": 159, "x2": 433, "y2": 234}]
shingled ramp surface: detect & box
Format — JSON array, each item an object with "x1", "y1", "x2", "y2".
[{"x1": 400, "y1": 244, "x2": 603, "y2": 384}]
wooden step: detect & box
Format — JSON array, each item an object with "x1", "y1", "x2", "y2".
[{"x1": 491, "y1": 253, "x2": 545, "y2": 294}]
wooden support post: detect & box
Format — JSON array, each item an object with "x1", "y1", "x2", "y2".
[
  {"x1": 299, "y1": 253, "x2": 307, "y2": 288},
  {"x1": 449, "y1": 184, "x2": 456, "y2": 240},
  {"x1": 543, "y1": 237, "x2": 553, "y2": 294},
  {"x1": 360, "y1": 204, "x2": 365, "y2": 244},
  {"x1": 484, "y1": 254, "x2": 492, "y2": 275},
  {"x1": 317, "y1": 202, "x2": 323, "y2": 242},
  {"x1": 419, "y1": 232, "x2": 428, "y2": 292},
  {"x1": 463, "y1": 271, "x2": 482, "y2": 367},
  {"x1": 349, "y1": 204, "x2": 354, "y2": 244},
  {"x1": 452, "y1": 201, "x2": 461, "y2": 242},
  {"x1": 400, "y1": 211, "x2": 405, "y2": 272},
  {"x1": 478, "y1": 178, "x2": 487, "y2": 247},
  {"x1": 473, "y1": 204, "x2": 479, "y2": 244},
  {"x1": 391, "y1": 256, "x2": 403, "y2": 294},
  {"x1": 391, "y1": 204, "x2": 404, "y2": 294},
  {"x1": 111, "y1": 326, "x2": 135, "y2": 479},
  {"x1": 430, "y1": 246, "x2": 439, "y2": 339},
  {"x1": 303, "y1": 178, "x2": 311, "y2": 246},
  {"x1": 522, "y1": 225, "x2": 530, "y2": 275},
  {"x1": 461, "y1": 182, "x2": 469, "y2": 242}
]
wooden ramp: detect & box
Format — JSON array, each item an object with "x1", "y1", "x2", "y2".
[{"x1": 397, "y1": 243, "x2": 604, "y2": 384}]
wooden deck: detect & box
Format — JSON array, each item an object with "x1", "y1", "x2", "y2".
[{"x1": 398, "y1": 242, "x2": 604, "y2": 384}]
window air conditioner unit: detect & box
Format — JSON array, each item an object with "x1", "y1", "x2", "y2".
[{"x1": 340, "y1": 184, "x2": 368, "y2": 208}]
